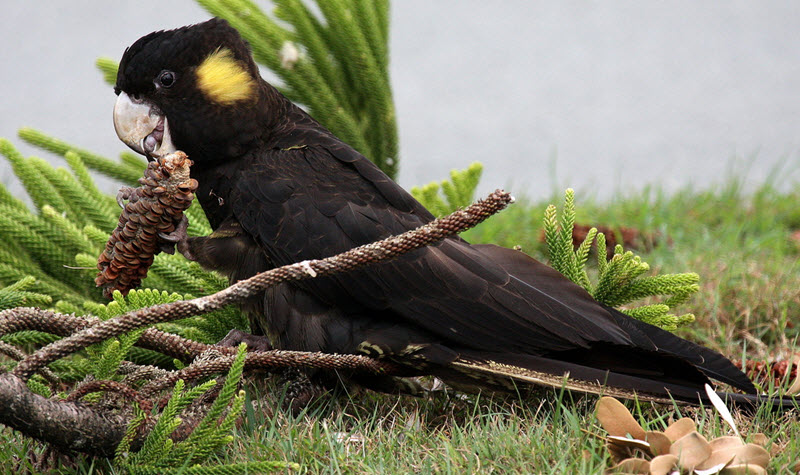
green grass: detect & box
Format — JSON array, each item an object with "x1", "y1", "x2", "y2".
[
  {"x1": 3, "y1": 178, "x2": 800, "y2": 473},
  {"x1": 216, "y1": 388, "x2": 800, "y2": 473}
]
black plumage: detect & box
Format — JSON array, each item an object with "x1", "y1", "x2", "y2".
[{"x1": 113, "y1": 18, "x2": 788, "y2": 408}]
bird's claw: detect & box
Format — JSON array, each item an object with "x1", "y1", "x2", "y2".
[
  {"x1": 116, "y1": 186, "x2": 136, "y2": 208},
  {"x1": 158, "y1": 215, "x2": 195, "y2": 260}
]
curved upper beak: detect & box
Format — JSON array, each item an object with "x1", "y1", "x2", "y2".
[{"x1": 113, "y1": 91, "x2": 176, "y2": 160}]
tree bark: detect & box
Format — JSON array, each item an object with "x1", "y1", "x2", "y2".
[{"x1": 0, "y1": 373, "x2": 127, "y2": 457}]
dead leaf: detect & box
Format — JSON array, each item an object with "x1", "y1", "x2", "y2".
[
  {"x1": 748, "y1": 433, "x2": 768, "y2": 448},
  {"x1": 694, "y1": 450, "x2": 735, "y2": 473},
  {"x1": 663, "y1": 417, "x2": 696, "y2": 442},
  {"x1": 719, "y1": 464, "x2": 767, "y2": 475},
  {"x1": 608, "y1": 457, "x2": 650, "y2": 474},
  {"x1": 649, "y1": 454, "x2": 679, "y2": 475},
  {"x1": 644, "y1": 431, "x2": 672, "y2": 456},
  {"x1": 608, "y1": 435, "x2": 651, "y2": 452},
  {"x1": 596, "y1": 397, "x2": 646, "y2": 440},
  {"x1": 729, "y1": 444, "x2": 769, "y2": 468},
  {"x1": 670, "y1": 432, "x2": 711, "y2": 472},
  {"x1": 708, "y1": 436, "x2": 745, "y2": 453}
]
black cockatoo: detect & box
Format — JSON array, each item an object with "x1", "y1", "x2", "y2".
[{"x1": 111, "y1": 18, "x2": 787, "y2": 408}]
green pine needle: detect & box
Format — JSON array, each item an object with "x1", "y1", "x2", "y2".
[
  {"x1": 411, "y1": 162, "x2": 484, "y2": 217},
  {"x1": 117, "y1": 345, "x2": 296, "y2": 473},
  {"x1": 96, "y1": 57, "x2": 119, "y2": 86},
  {"x1": 0, "y1": 276, "x2": 52, "y2": 310},
  {"x1": 543, "y1": 189, "x2": 699, "y2": 331},
  {"x1": 18, "y1": 128, "x2": 144, "y2": 183}
]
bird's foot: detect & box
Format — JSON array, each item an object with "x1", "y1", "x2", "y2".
[
  {"x1": 158, "y1": 215, "x2": 195, "y2": 259},
  {"x1": 217, "y1": 329, "x2": 273, "y2": 352}
]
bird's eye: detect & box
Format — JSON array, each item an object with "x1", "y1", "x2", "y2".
[{"x1": 158, "y1": 70, "x2": 175, "y2": 88}]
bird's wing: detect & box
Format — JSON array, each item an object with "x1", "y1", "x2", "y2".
[
  {"x1": 230, "y1": 141, "x2": 754, "y2": 393},
  {"x1": 230, "y1": 145, "x2": 630, "y2": 353}
]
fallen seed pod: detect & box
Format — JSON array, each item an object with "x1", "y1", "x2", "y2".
[{"x1": 596, "y1": 396, "x2": 773, "y2": 474}]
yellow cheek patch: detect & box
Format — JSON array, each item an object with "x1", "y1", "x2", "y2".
[{"x1": 196, "y1": 48, "x2": 256, "y2": 104}]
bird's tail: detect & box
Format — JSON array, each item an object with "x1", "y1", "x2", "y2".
[{"x1": 433, "y1": 352, "x2": 799, "y2": 411}]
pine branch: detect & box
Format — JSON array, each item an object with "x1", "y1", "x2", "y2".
[
  {"x1": 412, "y1": 162, "x2": 484, "y2": 217},
  {"x1": 275, "y1": 0, "x2": 348, "y2": 99},
  {"x1": 0, "y1": 191, "x2": 511, "y2": 461},
  {"x1": 543, "y1": 189, "x2": 699, "y2": 331},
  {"x1": 0, "y1": 204, "x2": 82, "y2": 285},
  {"x1": 1, "y1": 142, "x2": 70, "y2": 214},
  {"x1": 0, "y1": 373, "x2": 128, "y2": 457},
  {"x1": 119, "y1": 352, "x2": 298, "y2": 473},
  {"x1": 161, "y1": 345, "x2": 247, "y2": 465},
  {"x1": 18, "y1": 128, "x2": 144, "y2": 183},
  {"x1": 0, "y1": 277, "x2": 52, "y2": 311},
  {"x1": 95, "y1": 57, "x2": 119, "y2": 85},
  {"x1": 193, "y1": 0, "x2": 398, "y2": 177}
]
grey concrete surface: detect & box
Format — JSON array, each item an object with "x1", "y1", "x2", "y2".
[{"x1": 2, "y1": 1, "x2": 799, "y2": 200}]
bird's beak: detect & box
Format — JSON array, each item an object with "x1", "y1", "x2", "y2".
[{"x1": 113, "y1": 91, "x2": 176, "y2": 160}]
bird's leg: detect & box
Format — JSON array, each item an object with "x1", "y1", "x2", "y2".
[
  {"x1": 158, "y1": 215, "x2": 195, "y2": 260},
  {"x1": 159, "y1": 217, "x2": 270, "y2": 277}
]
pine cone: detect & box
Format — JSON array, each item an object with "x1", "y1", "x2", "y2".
[
  {"x1": 735, "y1": 359, "x2": 799, "y2": 389},
  {"x1": 96, "y1": 151, "x2": 198, "y2": 299}
]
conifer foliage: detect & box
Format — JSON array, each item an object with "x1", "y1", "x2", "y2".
[
  {"x1": 115, "y1": 345, "x2": 298, "y2": 475},
  {"x1": 411, "y1": 162, "x2": 484, "y2": 217},
  {"x1": 543, "y1": 189, "x2": 698, "y2": 331}
]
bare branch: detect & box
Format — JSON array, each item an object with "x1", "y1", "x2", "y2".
[
  {"x1": 139, "y1": 349, "x2": 404, "y2": 396},
  {"x1": 0, "y1": 308, "x2": 401, "y2": 376},
  {"x1": 0, "y1": 373, "x2": 128, "y2": 457},
  {"x1": 65, "y1": 379, "x2": 154, "y2": 413},
  {"x1": 0, "y1": 191, "x2": 511, "y2": 455},
  {"x1": 0, "y1": 332, "x2": 61, "y2": 385},
  {"x1": 0, "y1": 191, "x2": 511, "y2": 458}
]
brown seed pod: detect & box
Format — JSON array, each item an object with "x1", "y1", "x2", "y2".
[
  {"x1": 95, "y1": 151, "x2": 198, "y2": 299},
  {"x1": 595, "y1": 396, "x2": 772, "y2": 474},
  {"x1": 735, "y1": 358, "x2": 799, "y2": 391}
]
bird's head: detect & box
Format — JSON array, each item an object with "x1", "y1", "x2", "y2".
[{"x1": 113, "y1": 18, "x2": 268, "y2": 164}]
